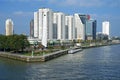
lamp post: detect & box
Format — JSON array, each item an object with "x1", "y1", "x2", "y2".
[
  {"x1": 31, "y1": 42, "x2": 35, "y2": 57},
  {"x1": 31, "y1": 49, "x2": 34, "y2": 57},
  {"x1": 31, "y1": 41, "x2": 38, "y2": 57}
]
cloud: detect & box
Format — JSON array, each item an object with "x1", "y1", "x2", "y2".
[
  {"x1": 49, "y1": 0, "x2": 104, "y2": 7},
  {"x1": 13, "y1": 11, "x2": 33, "y2": 16},
  {"x1": 109, "y1": 1, "x2": 120, "y2": 7},
  {"x1": 2, "y1": 0, "x2": 42, "y2": 2},
  {"x1": 49, "y1": 0, "x2": 120, "y2": 7},
  {"x1": 90, "y1": 13, "x2": 120, "y2": 23},
  {"x1": 2, "y1": 0, "x2": 120, "y2": 8}
]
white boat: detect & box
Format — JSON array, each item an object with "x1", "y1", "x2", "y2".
[{"x1": 68, "y1": 48, "x2": 82, "y2": 54}]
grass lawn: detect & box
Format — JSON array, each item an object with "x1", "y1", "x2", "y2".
[{"x1": 23, "y1": 49, "x2": 60, "y2": 56}]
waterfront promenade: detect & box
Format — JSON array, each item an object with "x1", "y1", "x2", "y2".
[
  {"x1": 0, "y1": 50, "x2": 68, "y2": 62},
  {"x1": 0, "y1": 42, "x2": 120, "y2": 62}
]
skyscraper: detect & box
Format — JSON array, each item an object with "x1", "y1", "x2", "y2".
[
  {"x1": 34, "y1": 12, "x2": 39, "y2": 38},
  {"x1": 53, "y1": 13, "x2": 58, "y2": 39},
  {"x1": 74, "y1": 14, "x2": 89, "y2": 40},
  {"x1": 102, "y1": 21, "x2": 110, "y2": 36},
  {"x1": 65, "y1": 15, "x2": 75, "y2": 40},
  {"x1": 30, "y1": 19, "x2": 34, "y2": 38},
  {"x1": 5, "y1": 19, "x2": 14, "y2": 36},
  {"x1": 33, "y1": 8, "x2": 96, "y2": 42},
  {"x1": 34, "y1": 8, "x2": 53, "y2": 40},
  {"x1": 34, "y1": 8, "x2": 53, "y2": 47},
  {"x1": 53, "y1": 12, "x2": 65, "y2": 40},
  {"x1": 86, "y1": 20, "x2": 97, "y2": 40},
  {"x1": 38, "y1": 8, "x2": 53, "y2": 40},
  {"x1": 92, "y1": 20, "x2": 97, "y2": 40}
]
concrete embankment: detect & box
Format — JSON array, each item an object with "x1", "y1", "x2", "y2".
[
  {"x1": 0, "y1": 50, "x2": 68, "y2": 62},
  {"x1": 81, "y1": 43, "x2": 120, "y2": 49},
  {"x1": 0, "y1": 43, "x2": 120, "y2": 62}
]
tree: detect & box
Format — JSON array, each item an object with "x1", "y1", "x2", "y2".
[
  {"x1": 0, "y1": 35, "x2": 7, "y2": 51},
  {"x1": 19, "y1": 34, "x2": 30, "y2": 52},
  {"x1": 0, "y1": 34, "x2": 30, "y2": 53}
]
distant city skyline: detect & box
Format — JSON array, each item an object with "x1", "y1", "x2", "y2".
[
  {"x1": 33, "y1": 8, "x2": 96, "y2": 41},
  {"x1": 0, "y1": 0, "x2": 120, "y2": 36}
]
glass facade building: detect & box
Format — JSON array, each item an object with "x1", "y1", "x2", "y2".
[{"x1": 86, "y1": 20, "x2": 97, "y2": 40}]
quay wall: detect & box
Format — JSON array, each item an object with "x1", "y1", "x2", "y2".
[
  {"x1": 0, "y1": 43, "x2": 120, "y2": 62},
  {"x1": 0, "y1": 50, "x2": 68, "y2": 62}
]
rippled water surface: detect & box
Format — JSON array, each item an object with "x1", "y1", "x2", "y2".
[{"x1": 0, "y1": 45, "x2": 120, "y2": 80}]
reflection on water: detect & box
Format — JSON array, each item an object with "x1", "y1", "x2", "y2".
[{"x1": 0, "y1": 45, "x2": 120, "y2": 80}]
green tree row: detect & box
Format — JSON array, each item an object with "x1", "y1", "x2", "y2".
[{"x1": 0, "y1": 34, "x2": 30, "y2": 52}]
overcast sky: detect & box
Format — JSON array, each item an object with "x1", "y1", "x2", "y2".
[{"x1": 0, "y1": 0, "x2": 120, "y2": 36}]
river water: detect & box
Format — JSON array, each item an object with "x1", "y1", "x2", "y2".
[{"x1": 0, "y1": 45, "x2": 120, "y2": 80}]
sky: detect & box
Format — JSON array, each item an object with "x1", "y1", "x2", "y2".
[{"x1": 0, "y1": 0, "x2": 120, "y2": 36}]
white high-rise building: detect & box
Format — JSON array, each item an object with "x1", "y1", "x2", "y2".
[
  {"x1": 5, "y1": 19, "x2": 14, "y2": 36},
  {"x1": 74, "y1": 14, "x2": 86, "y2": 40},
  {"x1": 33, "y1": 8, "x2": 96, "y2": 43},
  {"x1": 53, "y1": 13, "x2": 58, "y2": 39},
  {"x1": 34, "y1": 8, "x2": 53, "y2": 40},
  {"x1": 102, "y1": 21, "x2": 110, "y2": 35},
  {"x1": 38, "y1": 8, "x2": 53, "y2": 40},
  {"x1": 34, "y1": 8, "x2": 53, "y2": 47},
  {"x1": 65, "y1": 15, "x2": 75, "y2": 40},
  {"x1": 34, "y1": 12, "x2": 39, "y2": 38},
  {"x1": 30, "y1": 19, "x2": 34, "y2": 38},
  {"x1": 53, "y1": 12, "x2": 65, "y2": 40}
]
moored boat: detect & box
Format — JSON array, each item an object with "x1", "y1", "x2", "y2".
[{"x1": 68, "y1": 48, "x2": 82, "y2": 54}]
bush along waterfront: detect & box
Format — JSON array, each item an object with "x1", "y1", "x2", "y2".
[{"x1": 0, "y1": 34, "x2": 30, "y2": 52}]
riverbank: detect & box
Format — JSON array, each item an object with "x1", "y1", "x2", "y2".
[
  {"x1": 82, "y1": 42, "x2": 120, "y2": 49},
  {"x1": 0, "y1": 50, "x2": 68, "y2": 62},
  {"x1": 0, "y1": 42, "x2": 120, "y2": 62},
  {"x1": 1, "y1": 44, "x2": 120, "y2": 80}
]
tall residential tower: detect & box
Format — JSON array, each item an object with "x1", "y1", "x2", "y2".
[
  {"x1": 30, "y1": 19, "x2": 34, "y2": 38},
  {"x1": 74, "y1": 14, "x2": 89, "y2": 40},
  {"x1": 65, "y1": 15, "x2": 75, "y2": 40},
  {"x1": 86, "y1": 20, "x2": 97, "y2": 40},
  {"x1": 33, "y1": 8, "x2": 97, "y2": 44},
  {"x1": 102, "y1": 21, "x2": 110, "y2": 36},
  {"x1": 5, "y1": 19, "x2": 14, "y2": 36},
  {"x1": 53, "y1": 12, "x2": 65, "y2": 40},
  {"x1": 34, "y1": 12, "x2": 39, "y2": 38}
]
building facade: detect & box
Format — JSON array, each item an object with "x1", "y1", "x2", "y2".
[
  {"x1": 86, "y1": 20, "x2": 97, "y2": 40},
  {"x1": 34, "y1": 12, "x2": 39, "y2": 38},
  {"x1": 30, "y1": 19, "x2": 34, "y2": 38},
  {"x1": 33, "y1": 8, "x2": 97, "y2": 42},
  {"x1": 65, "y1": 15, "x2": 75, "y2": 40},
  {"x1": 34, "y1": 8, "x2": 53, "y2": 40},
  {"x1": 53, "y1": 12, "x2": 65, "y2": 40},
  {"x1": 102, "y1": 21, "x2": 110, "y2": 36},
  {"x1": 93, "y1": 20, "x2": 97, "y2": 40},
  {"x1": 74, "y1": 14, "x2": 89, "y2": 40},
  {"x1": 5, "y1": 19, "x2": 14, "y2": 36},
  {"x1": 39, "y1": 8, "x2": 53, "y2": 40},
  {"x1": 53, "y1": 13, "x2": 58, "y2": 39}
]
